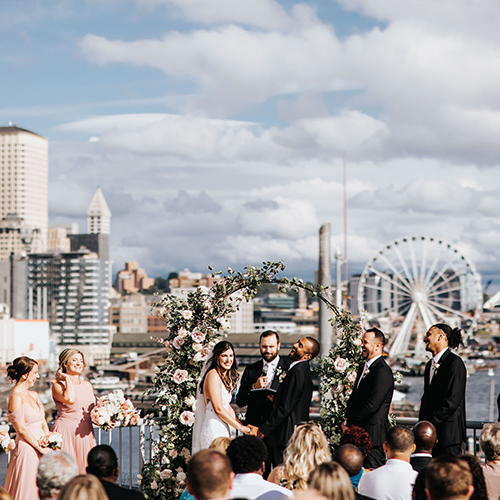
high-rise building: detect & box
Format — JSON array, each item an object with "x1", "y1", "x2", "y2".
[
  {"x1": 0, "y1": 126, "x2": 48, "y2": 251},
  {"x1": 0, "y1": 214, "x2": 43, "y2": 260},
  {"x1": 115, "y1": 262, "x2": 154, "y2": 293}
]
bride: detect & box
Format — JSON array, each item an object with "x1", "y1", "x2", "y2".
[{"x1": 192, "y1": 340, "x2": 250, "y2": 453}]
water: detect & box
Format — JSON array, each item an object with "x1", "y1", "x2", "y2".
[{"x1": 401, "y1": 369, "x2": 500, "y2": 421}]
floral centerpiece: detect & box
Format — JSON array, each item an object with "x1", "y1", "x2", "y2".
[
  {"x1": 38, "y1": 431, "x2": 63, "y2": 450},
  {"x1": 91, "y1": 390, "x2": 140, "y2": 432},
  {"x1": 0, "y1": 430, "x2": 15, "y2": 453}
]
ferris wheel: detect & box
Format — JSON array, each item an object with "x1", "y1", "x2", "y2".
[{"x1": 357, "y1": 236, "x2": 483, "y2": 358}]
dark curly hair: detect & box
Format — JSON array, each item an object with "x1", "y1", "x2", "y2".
[
  {"x1": 226, "y1": 435, "x2": 267, "y2": 474},
  {"x1": 340, "y1": 425, "x2": 373, "y2": 457},
  {"x1": 461, "y1": 455, "x2": 488, "y2": 500}
]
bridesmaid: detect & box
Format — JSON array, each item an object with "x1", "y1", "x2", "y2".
[
  {"x1": 51, "y1": 349, "x2": 96, "y2": 473},
  {"x1": 4, "y1": 357, "x2": 52, "y2": 500}
]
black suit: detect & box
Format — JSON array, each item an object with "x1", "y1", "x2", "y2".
[
  {"x1": 99, "y1": 479, "x2": 146, "y2": 500},
  {"x1": 419, "y1": 348, "x2": 466, "y2": 457},
  {"x1": 236, "y1": 355, "x2": 292, "y2": 427},
  {"x1": 345, "y1": 356, "x2": 394, "y2": 469},
  {"x1": 259, "y1": 360, "x2": 313, "y2": 466},
  {"x1": 410, "y1": 454, "x2": 433, "y2": 472}
]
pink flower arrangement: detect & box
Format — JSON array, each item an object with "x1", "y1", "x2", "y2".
[
  {"x1": 39, "y1": 432, "x2": 63, "y2": 450},
  {"x1": 334, "y1": 357, "x2": 348, "y2": 373},
  {"x1": 173, "y1": 369, "x2": 189, "y2": 384},
  {"x1": 160, "y1": 469, "x2": 172, "y2": 480},
  {"x1": 0, "y1": 430, "x2": 15, "y2": 453},
  {"x1": 191, "y1": 331, "x2": 206, "y2": 343},
  {"x1": 172, "y1": 336, "x2": 185, "y2": 349},
  {"x1": 179, "y1": 411, "x2": 195, "y2": 426},
  {"x1": 91, "y1": 390, "x2": 140, "y2": 431}
]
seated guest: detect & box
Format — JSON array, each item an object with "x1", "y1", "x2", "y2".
[
  {"x1": 334, "y1": 444, "x2": 365, "y2": 490},
  {"x1": 268, "y1": 422, "x2": 331, "y2": 491},
  {"x1": 307, "y1": 461, "x2": 355, "y2": 500},
  {"x1": 37, "y1": 451, "x2": 79, "y2": 500},
  {"x1": 425, "y1": 456, "x2": 473, "y2": 500},
  {"x1": 340, "y1": 426, "x2": 373, "y2": 460},
  {"x1": 480, "y1": 422, "x2": 500, "y2": 500},
  {"x1": 411, "y1": 421, "x2": 437, "y2": 472},
  {"x1": 59, "y1": 475, "x2": 108, "y2": 500},
  {"x1": 461, "y1": 455, "x2": 488, "y2": 500},
  {"x1": 226, "y1": 435, "x2": 291, "y2": 500},
  {"x1": 358, "y1": 426, "x2": 417, "y2": 500},
  {"x1": 87, "y1": 445, "x2": 146, "y2": 500},
  {"x1": 186, "y1": 450, "x2": 233, "y2": 500}
]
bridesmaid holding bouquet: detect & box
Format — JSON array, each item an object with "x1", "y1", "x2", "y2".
[{"x1": 51, "y1": 349, "x2": 96, "y2": 473}]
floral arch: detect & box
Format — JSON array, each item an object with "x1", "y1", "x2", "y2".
[{"x1": 140, "y1": 261, "x2": 364, "y2": 499}]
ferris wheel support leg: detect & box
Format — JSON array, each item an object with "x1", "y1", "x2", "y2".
[{"x1": 389, "y1": 302, "x2": 418, "y2": 359}]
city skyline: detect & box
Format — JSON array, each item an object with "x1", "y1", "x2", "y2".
[{"x1": 2, "y1": 1, "x2": 500, "y2": 290}]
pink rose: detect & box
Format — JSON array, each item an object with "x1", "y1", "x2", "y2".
[
  {"x1": 173, "y1": 369, "x2": 189, "y2": 384},
  {"x1": 160, "y1": 469, "x2": 172, "y2": 480},
  {"x1": 178, "y1": 328, "x2": 189, "y2": 338},
  {"x1": 192, "y1": 343, "x2": 203, "y2": 352},
  {"x1": 179, "y1": 411, "x2": 195, "y2": 426},
  {"x1": 348, "y1": 371, "x2": 357, "y2": 383},
  {"x1": 191, "y1": 331, "x2": 206, "y2": 343},
  {"x1": 173, "y1": 336, "x2": 185, "y2": 349},
  {"x1": 334, "y1": 357, "x2": 348, "y2": 373}
]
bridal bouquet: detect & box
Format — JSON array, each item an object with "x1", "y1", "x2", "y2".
[
  {"x1": 38, "y1": 432, "x2": 63, "y2": 450},
  {"x1": 91, "y1": 390, "x2": 140, "y2": 431},
  {"x1": 0, "y1": 430, "x2": 15, "y2": 453}
]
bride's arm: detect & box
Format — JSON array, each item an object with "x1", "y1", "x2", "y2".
[{"x1": 204, "y1": 371, "x2": 249, "y2": 433}]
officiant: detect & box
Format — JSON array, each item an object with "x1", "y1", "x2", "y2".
[{"x1": 236, "y1": 330, "x2": 291, "y2": 477}]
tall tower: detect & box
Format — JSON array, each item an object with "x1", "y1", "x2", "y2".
[
  {"x1": 87, "y1": 187, "x2": 111, "y2": 235},
  {"x1": 0, "y1": 126, "x2": 48, "y2": 251}
]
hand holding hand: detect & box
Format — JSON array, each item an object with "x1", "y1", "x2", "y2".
[{"x1": 246, "y1": 425, "x2": 259, "y2": 437}]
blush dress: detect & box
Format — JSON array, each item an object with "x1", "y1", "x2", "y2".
[
  {"x1": 4, "y1": 403, "x2": 46, "y2": 500},
  {"x1": 51, "y1": 381, "x2": 96, "y2": 473}
]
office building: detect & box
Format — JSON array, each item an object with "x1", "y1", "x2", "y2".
[{"x1": 115, "y1": 262, "x2": 154, "y2": 293}]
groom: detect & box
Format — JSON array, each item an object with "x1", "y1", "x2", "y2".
[{"x1": 248, "y1": 336, "x2": 320, "y2": 467}]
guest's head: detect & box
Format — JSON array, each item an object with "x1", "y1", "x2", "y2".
[
  {"x1": 362, "y1": 328, "x2": 386, "y2": 360},
  {"x1": 209, "y1": 436, "x2": 231, "y2": 454},
  {"x1": 460, "y1": 455, "x2": 488, "y2": 500},
  {"x1": 226, "y1": 435, "x2": 267, "y2": 475},
  {"x1": 307, "y1": 461, "x2": 355, "y2": 500},
  {"x1": 259, "y1": 330, "x2": 280, "y2": 363},
  {"x1": 200, "y1": 341, "x2": 239, "y2": 394},
  {"x1": 59, "y1": 475, "x2": 108, "y2": 500},
  {"x1": 282, "y1": 422, "x2": 332, "y2": 491},
  {"x1": 87, "y1": 445, "x2": 119, "y2": 482},
  {"x1": 7, "y1": 356, "x2": 38, "y2": 384},
  {"x1": 383, "y1": 426, "x2": 415, "y2": 462},
  {"x1": 334, "y1": 444, "x2": 364, "y2": 477},
  {"x1": 37, "y1": 451, "x2": 78, "y2": 499},
  {"x1": 425, "y1": 456, "x2": 474, "y2": 500},
  {"x1": 479, "y1": 422, "x2": 500, "y2": 462},
  {"x1": 340, "y1": 425, "x2": 373, "y2": 457},
  {"x1": 290, "y1": 337, "x2": 320, "y2": 362},
  {"x1": 58, "y1": 349, "x2": 86, "y2": 375},
  {"x1": 413, "y1": 421, "x2": 437, "y2": 454},
  {"x1": 186, "y1": 450, "x2": 233, "y2": 500}
]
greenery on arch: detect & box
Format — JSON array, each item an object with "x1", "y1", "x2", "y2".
[{"x1": 139, "y1": 261, "x2": 364, "y2": 499}]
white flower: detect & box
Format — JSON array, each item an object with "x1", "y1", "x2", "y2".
[
  {"x1": 173, "y1": 369, "x2": 189, "y2": 384},
  {"x1": 353, "y1": 338, "x2": 362, "y2": 347},
  {"x1": 348, "y1": 371, "x2": 357, "y2": 383},
  {"x1": 178, "y1": 328, "x2": 189, "y2": 338},
  {"x1": 334, "y1": 357, "x2": 348, "y2": 373},
  {"x1": 179, "y1": 411, "x2": 195, "y2": 426},
  {"x1": 181, "y1": 310, "x2": 193, "y2": 320},
  {"x1": 151, "y1": 480, "x2": 158, "y2": 490},
  {"x1": 191, "y1": 330, "x2": 206, "y2": 343},
  {"x1": 176, "y1": 471, "x2": 187, "y2": 483},
  {"x1": 160, "y1": 469, "x2": 172, "y2": 480},
  {"x1": 185, "y1": 395, "x2": 196, "y2": 408},
  {"x1": 169, "y1": 394, "x2": 178, "y2": 404},
  {"x1": 161, "y1": 455, "x2": 169, "y2": 464},
  {"x1": 169, "y1": 449, "x2": 178, "y2": 458},
  {"x1": 173, "y1": 336, "x2": 185, "y2": 349},
  {"x1": 192, "y1": 342, "x2": 203, "y2": 352}
]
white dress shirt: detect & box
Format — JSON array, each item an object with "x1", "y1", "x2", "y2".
[
  {"x1": 230, "y1": 473, "x2": 292, "y2": 500},
  {"x1": 263, "y1": 356, "x2": 280, "y2": 389},
  {"x1": 358, "y1": 459, "x2": 418, "y2": 500},
  {"x1": 430, "y1": 347, "x2": 448, "y2": 383}
]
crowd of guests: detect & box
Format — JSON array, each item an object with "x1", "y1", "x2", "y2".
[{"x1": 184, "y1": 420, "x2": 500, "y2": 500}]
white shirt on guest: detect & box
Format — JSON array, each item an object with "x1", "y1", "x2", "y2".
[
  {"x1": 358, "y1": 459, "x2": 418, "y2": 500},
  {"x1": 288, "y1": 359, "x2": 307, "y2": 371},
  {"x1": 230, "y1": 473, "x2": 292, "y2": 500}
]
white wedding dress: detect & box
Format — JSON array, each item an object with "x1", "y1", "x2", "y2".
[{"x1": 192, "y1": 368, "x2": 232, "y2": 454}]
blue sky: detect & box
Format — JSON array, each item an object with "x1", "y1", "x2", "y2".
[{"x1": 2, "y1": 0, "x2": 500, "y2": 295}]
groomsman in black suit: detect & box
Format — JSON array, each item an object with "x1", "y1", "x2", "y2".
[
  {"x1": 344, "y1": 328, "x2": 394, "y2": 469},
  {"x1": 236, "y1": 330, "x2": 291, "y2": 475},
  {"x1": 419, "y1": 323, "x2": 466, "y2": 457},
  {"x1": 249, "y1": 336, "x2": 320, "y2": 467}
]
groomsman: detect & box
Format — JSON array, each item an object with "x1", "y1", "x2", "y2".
[
  {"x1": 419, "y1": 323, "x2": 466, "y2": 457},
  {"x1": 237, "y1": 330, "x2": 291, "y2": 475},
  {"x1": 344, "y1": 328, "x2": 394, "y2": 469}
]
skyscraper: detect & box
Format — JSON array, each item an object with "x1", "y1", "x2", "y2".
[{"x1": 0, "y1": 126, "x2": 48, "y2": 251}]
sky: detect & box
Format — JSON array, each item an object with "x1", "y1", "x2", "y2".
[{"x1": 2, "y1": 0, "x2": 500, "y2": 293}]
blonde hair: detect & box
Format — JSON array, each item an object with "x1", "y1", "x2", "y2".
[
  {"x1": 59, "y1": 475, "x2": 107, "y2": 500},
  {"x1": 480, "y1": 423, "x2": 500, "y2": 461},
  {"x1": 0, "y1": 486, "x2": 11, "y2": 500},
  {"x1": 282, "y1": 423, "x2": 332, "y2": 491},
  {"x1": 59, "y1": 349, "x2": 86, "y2": 374},
  {"x1": 308, "y1": 462, "x2": 355, "y2": 500},
  {"x1": 209, "y1": 436, "x2": 231, "y2": 454}
]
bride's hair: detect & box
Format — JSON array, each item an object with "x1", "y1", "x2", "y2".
[{"x1": 200, "y1": 341, "x2": 239, "y2": 394}]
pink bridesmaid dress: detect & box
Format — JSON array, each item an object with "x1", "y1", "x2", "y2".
[
  {"x1": 4, "y1": 403, "x2": 45, "y2": 500},
  {"x1": 51, "y1": 381, "x2": 96, "y2": 473}
]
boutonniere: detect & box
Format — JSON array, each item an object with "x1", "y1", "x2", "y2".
[
  {"x1": 432, "y1": 363, "x2": 440, "y2": 373},
  {"x1": 276, "y1": 366, "x2": 286, "y2": 383},
  {"x1": 363, "y1": 368, "x2": 370, "y2": 378}
]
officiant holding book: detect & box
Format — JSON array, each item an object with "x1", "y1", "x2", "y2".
[{"x1": 236, "y1": 330, "x2": 291, "y2": 476}]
